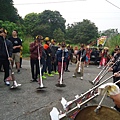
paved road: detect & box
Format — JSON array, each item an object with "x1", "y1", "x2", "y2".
[{"x1": 0, "y1": 60, "x2": 115, "y2": 120}]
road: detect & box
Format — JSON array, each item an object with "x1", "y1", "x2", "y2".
[{"x1": 0, "y1": 59, "x2": 115, "y2": 120}]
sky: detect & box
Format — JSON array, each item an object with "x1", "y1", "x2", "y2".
[{"x1": 13, "y1": 0, "x2": 120, "y2": 32}]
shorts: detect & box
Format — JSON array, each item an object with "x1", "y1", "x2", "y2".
[{"x1": 12, "y1": 52, "x2": 20, "y2": 63}]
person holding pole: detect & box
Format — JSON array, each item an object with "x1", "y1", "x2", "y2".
[
  {"x1": 72, "y1": 44, "x2": 86, "y2": 80},
  {"x1": 29, "y1": 35, "x2": 43, "y2": 82},
  {"x1": 56, "y1": 43, "x2": 68, "y2": 84},
  {"x1": 0, "y1": 28, "x2": 13, "y2": 86}
]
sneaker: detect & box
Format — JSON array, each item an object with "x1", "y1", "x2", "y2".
[
  {"x1": 30, "y1": 79, "x2": 38, "y2": 82},
  {"x1": 42, "y1": 76, "x2": 46, "y2": 79},
  {"x1": 5, "y1": 81, "x2": 10, "y2": 86},
  {"x1": 72, "y1": 74, "x2": 76, "y2": 77},
  {"x1": 44, "y1": 72, "x2": 48, "y2": 75},
  {"x1": 80, "y1": 77, "x2": 83, "y2": 80},
  {"x1": 54, "y1": 72, "x2": 59, "y2": 75},
  {"x1": 51, "y1": 71, "x2": 55, "y2": 74},
  {"x1": 87, "y1": 65, "x2": 89, "y2": 68},
  {"x1": 17, "y1": 69, "x2": 20, "y2": 74},
  {"x1": 97, "y1": 65, "x2": 101, "y2": 69},
  {"x1": 48, "y1": 74, "x2": 54, "y2": 77}
]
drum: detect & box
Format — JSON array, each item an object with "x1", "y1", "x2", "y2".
[{"x1": 74, "y1": 105, "x2": 120, "y2": 120}]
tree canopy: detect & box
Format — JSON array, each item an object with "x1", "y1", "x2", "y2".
[
  {"x1": 0, "y1": 0, "x2": 22, "y2": 23},
  {"x1": 24, "y1": 10, "x2": 66, "y2": 39},
  {"x1": 66, "y1": 19, "x2": 99, "y2": 44}
]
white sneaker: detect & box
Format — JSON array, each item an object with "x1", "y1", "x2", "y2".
[
  {"x1": 97, "y1": 65, "x2": 101, "y2": 68},
  {"x1": 5, "y1": 81, "x2": 10, "y2": 86},
  {"x1": 72, "y1": 74, "x2": 76, "y2": 77},
  {"x1": 80, "y1": 77, "x2": 83, "y2": 80},
  {"x1": 14, "y1": 81, "x2": 18, "y2": 87},
  {"x1": 87, "y1": 65, "x2": 89, "y2": 67}
]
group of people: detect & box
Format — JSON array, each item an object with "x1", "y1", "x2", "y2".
[
  {"x1": 29, "y1": 35, "x2": 71, "y2": 84},
  {"x1": 98, "y1": 46, "x2": 120, "y2": 112},
  {"x1": 1, "y1": 27, "x2": 120, "y2": 113},
  {"x1": 0, "y1": 28, "x2": 22, "y2": 86}
]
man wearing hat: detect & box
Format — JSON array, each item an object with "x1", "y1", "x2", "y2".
[
  {"x1": 43, "y1": 37, "x2": 54, "y2": 77},
  {"x1": 0, "y1": 28, "x2": 13, "y2": 86},
  {"x1": 29, "y1": 35, "x2": 43, "y2": 82}
]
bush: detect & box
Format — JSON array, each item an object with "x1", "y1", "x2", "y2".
[
  {"x1": 22, "y1": 36, "x2": 34, "y2": 57},
  {"x1": 106, "y1": 34, "x2": 120, "y2": 53}
]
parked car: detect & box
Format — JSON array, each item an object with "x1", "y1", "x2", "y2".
[{"x1": 90, "y1": 47, "x2": 102, "y2": 65}]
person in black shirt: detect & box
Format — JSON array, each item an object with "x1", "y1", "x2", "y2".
[
  {"x1": 73, "y1": 44, "x2": 86, "y2": 80},
  {"x1": 9, "y1": 30, "x2": 22, "y2": 73}
]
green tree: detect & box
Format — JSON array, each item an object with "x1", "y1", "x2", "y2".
[
  {"x1": 0, "y1": 0, "x2": 21, "y2": 23},
  {"x1": 24, "y1": 13, "x2": 39, "y2": 36},
  {"x1": 53, "y1": 28, "x2": 64, "y2": 42},
  {"x1": 39, "y1": 10, "x2": 66, "y2": 37},
  {"x1": 0, "y1": 20, "x2": 25, "y2": 38},
  {"x1": 99, "y1": 29, "x2": 119, "y2": 38},
  {"x1": 24, "y1": 10, "x2": 66, "y2": 38},
  {"x1": 66, "y1": 19, "x2": 98, "y2": 44}
]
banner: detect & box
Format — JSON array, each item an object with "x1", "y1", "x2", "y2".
[{"x1": 97, "y1": 36, "x2": 107, "y2": 46}]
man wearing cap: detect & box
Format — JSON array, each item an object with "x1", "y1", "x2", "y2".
[
  {"x1": 29, "y1": 35, "x2": 43, "y2": 82},
  {"x1": 43, "y1": 37, "x2": 54, "y2": 77},
  {"x1": 0, "y1": 28, "x2": 13, "y2": 86}
]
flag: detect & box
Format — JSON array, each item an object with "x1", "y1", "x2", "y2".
[{"x1": 97, "y1": 36, "x2": 107, "y2": 46}]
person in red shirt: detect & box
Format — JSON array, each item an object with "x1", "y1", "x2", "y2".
[
  {"x1": 98, "y1": 47, "x2": 109, "y2": 68},
  {"x1": 29, "y1": 35, "x2": 43, "y2": 82}
]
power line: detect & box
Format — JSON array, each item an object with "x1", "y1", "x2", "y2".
[
  {"x1": 105, "y1": 0, "x2": 120, "y2": 10},
  {"x1": 14, "y1": 0, "x2": 86, "y2": 5}
]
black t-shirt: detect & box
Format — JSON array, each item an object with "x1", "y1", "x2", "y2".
[
  {"x1": 77, "y1": 49, "x2": 86, "y2": 61},
  {"x1": 9, "y1": 37, "x2": 22, "y2": 53}
]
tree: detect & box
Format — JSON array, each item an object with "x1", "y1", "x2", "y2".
[
  {"x1": 39, "y1": 10, "x2": 66, "y2": 36},
  {"x1": 24, "y1": 13, "x2": 39, "y2": 36},
  {"x1": 0, "y1": 0, "x2": 21, "y2": 23},
  {"x1": 0, "y1": 20, "x2": 25, "y2": 38},
  {"x1": 24, "y1": 10, "x2": 66, "y2": 38},
  {"x1": 53, "y1": 28, "x2": 64, "y2": 42},
  {"x1": 99, "y1": 29, "x2": 119, "y2": 38},
  {"x1": 66, "y1": 19, "x2": 99, "y2": 44}
]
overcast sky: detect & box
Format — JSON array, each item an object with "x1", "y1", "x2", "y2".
[{"x1": 13, "y1": 0, "x2": 120, "y2": 32}]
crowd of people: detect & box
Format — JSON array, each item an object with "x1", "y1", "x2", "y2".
[{"x1": 0, "y1": 27, "x2": 120, "y2": 112}]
